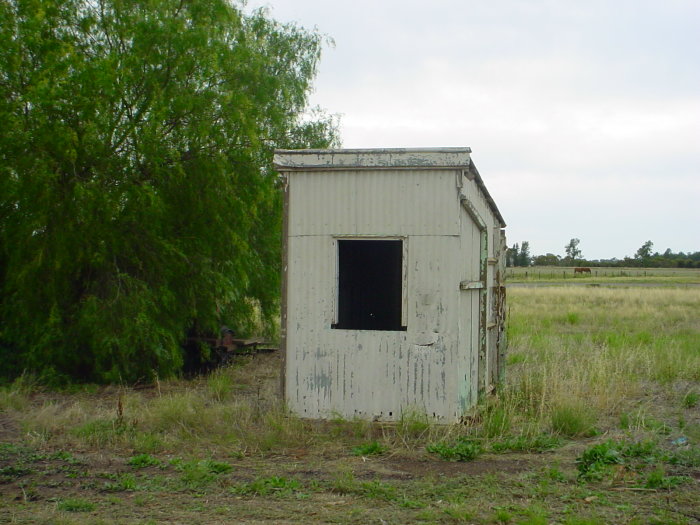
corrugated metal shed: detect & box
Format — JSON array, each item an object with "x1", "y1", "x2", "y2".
[{"x1": 274, "y1": 148, "x2": 506, "y2": 422}]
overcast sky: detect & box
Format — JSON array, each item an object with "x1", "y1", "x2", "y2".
[{"x1": 248, "y1": 0, "x2": 699, "y2": 260}]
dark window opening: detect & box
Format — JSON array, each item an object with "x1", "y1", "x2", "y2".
[{"x1": 333, "y1": 239, "x2": 405, "y2": 331}]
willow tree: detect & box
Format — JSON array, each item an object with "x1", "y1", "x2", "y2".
[{"x1": 0, "y1": 0, "x2": 338, "y2": 383}]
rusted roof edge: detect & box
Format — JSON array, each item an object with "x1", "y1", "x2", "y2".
[{"x1": 273, "y1": 148, "x2": 472, "y2": 170}]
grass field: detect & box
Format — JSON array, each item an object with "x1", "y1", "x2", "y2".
[
  {"x1": 1, "y1": 283, "x2": 699, "y2": 523},
  {"x1": 506, "y1": 266, "x2": 700, "y2": 285}
]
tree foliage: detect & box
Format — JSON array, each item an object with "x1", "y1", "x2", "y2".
[
  {"x1": 517, "y1": 241, "x2": 531, "y2": 267},
  {"x1": 635, "y1": 240, "x2": 654, "y2": 261},
  {"x1": 564, "y1": 238, "x2": 582, "y2": 262},
  {"x1": 507, "y1": 241, "x2": 531, "y2": 267},
  {"x1": 0, "y1": 0, "x2": 338, "y2": 383}
]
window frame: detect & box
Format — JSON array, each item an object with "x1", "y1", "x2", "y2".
[{"x1": 331, "y1": 236, "x2": 408, "y2": 331}]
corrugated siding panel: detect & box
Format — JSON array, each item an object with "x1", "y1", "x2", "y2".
[
  {"x1": 284, "y1": 166, "x2": 504, "y2": 422},
  {"x1": 288, "y1": 170, "x2": 459, "y2": 237},
  {"x1": 286, "y1": 232, "x2": 463, "y2": 420}
]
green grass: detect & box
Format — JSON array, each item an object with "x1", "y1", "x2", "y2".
[
  {"x1": 351, "y1": 441, "x2": 386, "y2": 456},
  {"x1": 56, "y1": 498, "x2": 96, "y2": 512},
  {"x1": 682, "y1": 389, "x2": 699, "y2": 408},
  {"x1": 427, "y1": 438, "x2": 482, "y2": 461},
  {"x1": 231, "y1": 476, "x2": 304, "y2": 497},
  {"x1": 1, "y1": 286, "x2": 699, "y2": 523},
  {"x1": 127, "y1": 453, "x2": 161, "y2": 468}
]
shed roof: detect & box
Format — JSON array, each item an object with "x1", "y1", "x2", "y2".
[{"x1": 274, "y1": 148, "x2": 505, "y2": 228}]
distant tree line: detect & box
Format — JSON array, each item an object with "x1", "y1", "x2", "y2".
[{"x1": 507, "y1": 239, "x2": 700, "y2": 268}]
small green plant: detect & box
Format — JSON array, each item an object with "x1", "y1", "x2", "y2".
[
  {"x1": 57, "y1": 498, "x2": 96, "y2": 512},
  {"x1": 358, "y1": 480, "x2": 397, "y2": 500},
  {"x1": 207, "y1": 370, "x2": 235, "y2": 402},
  {"x1": 329, "y1": 470, "x2": 357, "y2": 494},
  {"x1": 576, "y1": 441, "x2": 624, "y2": 480},
  {"x1": 232, "y1": 476, "x2": 303, "y2": 497},
  {"x1": 203, "y1": 459, "x2": 233, "y2": 474},
  {"x1": 667, "y1": 446, "x2": 700, "y2": 467},
  {"x1": 494, "y1": 507, "x2": 513, "y2": 523},
  {"x1": 72, "y1": 418, "x2": 133, "y2": 447},
  {"x1": 506, "y1": 353, "x2": 526, "y2": 366},
  {"x1": 328, "y1": 414, "x2": 371, "y2": 439},
  {"x1": 427, "y1": 438, "x2": 481, "y2": 461},
  {"x1": 644, "y1": 466, "x2": 688, "y2": 489},
  {"x1": 50, "y1": 450, "x2": 81, "y2": 464},
  {"x1": 103, "y1": 473, "x2": 138, "y2": 492},
  {"x1": 566, "y1": 312, "x2": 580, "y2": 324},
  {"x1": 481, "y1": 406, "x2": 512, "y2": 438},
  {"x1": 398, "y1": 409, "x2": 430, "y2": 438},
  {"x1": 0, "y1": 465, "x2": 32, "y2": 482},
  {"x1": 352, "y1": 441, "x2": 386, "y2": 456},
  {"x1": 543, "y1": 467, "x2": 566, "y2": 482},
  {"x1": 551, "y1": 403, "x2": 597, "y2": 437},
  {"x1": 576, "y1": 440, "x2": 674, "y2": 483},
  {"x1": 682, "y1": 390, "x2": 699, "y2": 409},
  {"x1": 172, "y1": 458, "x2": 232, "y2": 490},
  {"x1": 128, "y1": 454, "x2": 161, "y2": 469}
]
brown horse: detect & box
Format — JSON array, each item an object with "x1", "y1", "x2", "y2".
[{"x1": 574, "y1": 267, "x2": 591, "y2": 275}]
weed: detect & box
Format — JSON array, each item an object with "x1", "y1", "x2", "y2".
[
  {"x1": 127, "y1": 454, "x2": 160, "y2": 469},
  {"x1": 57, "y1": 498, "x2": 96, "y2": 512},
  {"x1": 329, "y1": 470, "x2": 357, "y2": 494},
  {"x1": 682, "y1": 389, "x2": 698, "y2": 408},
  {"x1": 0, "y1": 387, "x2": 30, "y2": 411},
  {"x1": 207, "y1": 369, "x2": 235, "y2": 402},
  {"x1": 576, "y1": 439, "x2": 691, "y2": 488},
  {"x1": 352, "y1": 441, "x2": 386, "y2": 456},
  {"x1": 328, "y1": 413, "x2": 371, "y2": 439},
  {"x1": 543, "y1": 467, "x2": 566, "y2": 482},
  {"x1": 72, "y1": 418, "x2": 132, "y2": 447},
  {"x1": 171, "y1": 458, "x2": 232, "y2": 490},
  {"x1": 102, "y1": 473, "x2": 138, "y2": 492},
  {"x1": 0, "y1": 465, "x2": 32, "y2": 482},
  {"x1": 232, "y1": 476, "x2": 303, "y2": 497},
  {"x1": 551, "y1": 403, "x2": 597, "y2": 437},
  {"x1": 666, "y1": 446, "x2": 700, "y2": 467},
  {"x1": 506, "y1": 352, "x2": 526, "y2": 365},
  {"x1": 577, "y1": 441, "x2": 624, "y2": 480},
  {"x1": 481, "y1": 406, "x2": 512, "y2": 438},
  {"x1": 427, "y1": 438, "x2": 481, "y2": 461},
  {"x1": 398, "y1": 497, "x2": 426, "y2": 509},
  {"x1": 644, "y1": 467, "x2": 688, "y2": 489},
  {"x1": 204, "y1": 459, "x2": 233, "y2": 474},
  {"x1": 566, "y1": 312, "x2": 580, "y2": 325},
  {"x1": 50, "y1": 450, "x2": 81, "y2": 464},
  {"x1": 357, "y1": 480, "x2": 397, "y2": 501},
  {"x1": 0, "y1": 442, "x2": 22, "y2": 459},
  {"x1": 397, "y1": 409, "x2": 431, "y2": 439},
  {"x1": 131, "y1": 432, "x2": 165, "y2": 454},
  {"x1": 442, "y1": 505, "x2": 475, "y2": 521},
  {"x1": 494, "y1": 507, "x2": 513, "y2": 523}
]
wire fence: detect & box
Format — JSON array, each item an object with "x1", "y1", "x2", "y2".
[{"x1": 505, "y1": 267, "x2": 700, "y2": 280}]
